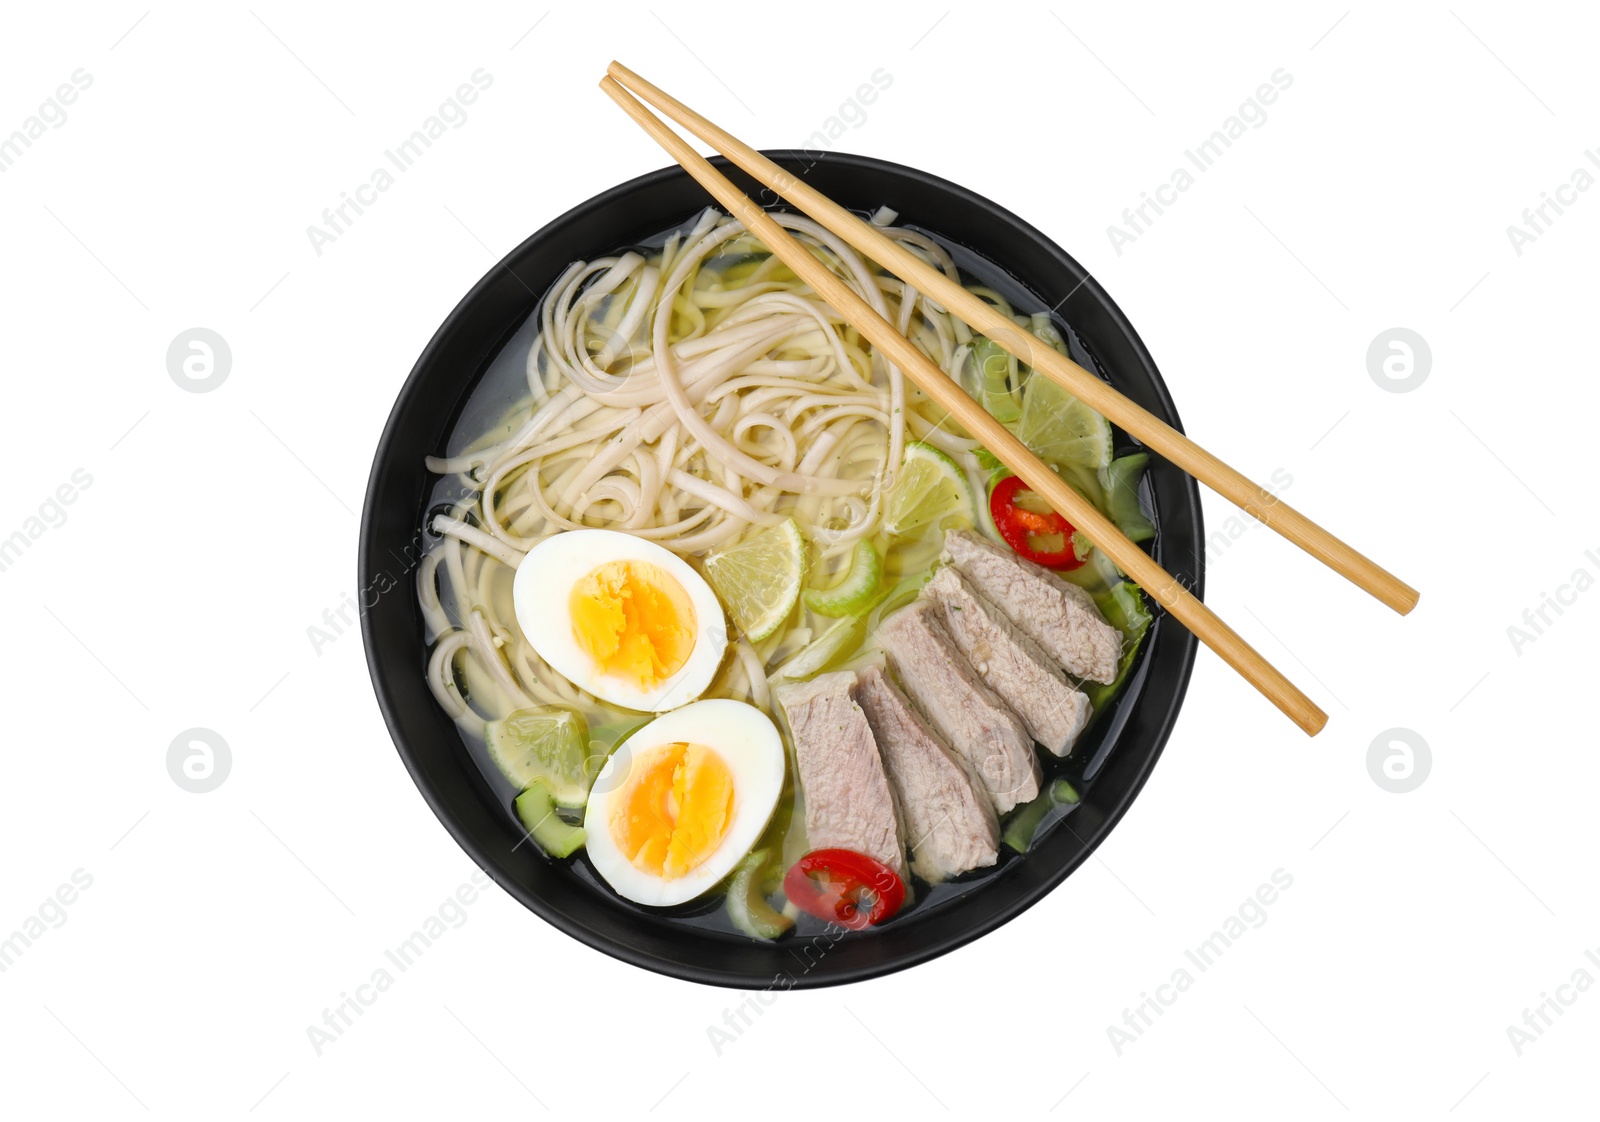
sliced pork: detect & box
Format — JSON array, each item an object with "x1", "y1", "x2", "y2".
[
  {"x1": 942, "y1": 529, "x2": 1121, "y2": 684},
  {"x1": 875, "y1": 601, "x2": 1040, "y2": 813},
  {"x1": 855, "y1": 664, "x2": 999, "y2": 881},
  {"x1": 924, "y1": 565, "x2": 1092, "y2": 756},
  {"x1": 772, "y1": 671, "x2": 906, "y2": 881}
]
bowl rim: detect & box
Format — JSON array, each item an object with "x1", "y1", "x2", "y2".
[{"x1": 360, "y1": 149, "x2": 1202, "y2": 989}]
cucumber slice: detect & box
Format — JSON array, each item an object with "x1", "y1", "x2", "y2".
[
  {"x1": 514, "y1": 782, "x2": 585, "y2": 858},
  {"x1": 1102, "y1": 453, "x2": 1155, "y2": 544},
  {"x1": 726, "y1": 848, "x2": 793, "y2": 940},
  {"x1": 1002, "y1": 779, "x2": 1085, "y2": 853},
  {"x1": 486, "y1": 706, "x2": 598, "y2": 809},
  {"x1": 803, "y1": 539, "x2": 882, "y2": 617}
]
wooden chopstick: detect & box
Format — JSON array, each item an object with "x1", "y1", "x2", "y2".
[
  {"x1": 606, "y1": 61, "x2": 1418, "y2": 620},
  {"x1": 599, "y1": 76, "x2": 1327, "y2": 736}
]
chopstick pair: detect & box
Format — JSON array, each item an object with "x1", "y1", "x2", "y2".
[{"x1": 599, "y1": 64, "x2": 1414, "y2": 736}]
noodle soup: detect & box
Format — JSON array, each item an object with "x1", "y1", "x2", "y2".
[{"x1": 415, "y1": 205, "x2": 1158, "y2": 939}]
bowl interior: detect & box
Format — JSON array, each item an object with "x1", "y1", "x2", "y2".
[{"x1": 360, "y1": 151, "x2": 1202, "y2": 988}]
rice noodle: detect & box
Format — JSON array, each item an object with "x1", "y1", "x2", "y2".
[{"x1": 416, "y1": 207, "x2": 1030, "y2": 731}]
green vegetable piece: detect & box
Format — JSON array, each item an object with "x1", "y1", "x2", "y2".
[
  {"x1": 865, "y1": 571, "x2": 930, "y2": 632},
  {"x1": 1102, "y1": 453, "x2": 1155, "y2": 544},
  {"x1": 514, "y1": 782, "x2": 585, "y2": 859},
  {"x1": 1002, "y1": 779, "x2": 1084, "y2": 853},
  {"x1": 726, "y1": 847, "x2": 794, "y2": 940},
  {"x1": 1083, "y1": 583, "x2": 1153, "y2": 719},
  {"x1": 770, "y1": 614, "x2": 867, "y2": 685},
  {"x1": 967, "y1": 337, "x2": 1023, "y2": 423},
  {"x1": 486, "y1": 706, "x2": 599, "y2": 808},
  {"x1": 1002, "y1": 796, "x2": 1050, "y2": 853},
  {"x1": 803, "y1": 539, "x2": 883, "y2": 617},
  {"x1": 1057, "y1": 545, "x2": 1123, "y2": 592},
  {"x1": 973, "y1": 447, "x2": 1005, "y2": 473},
  {"x1": 1056, "y1": 459, "x2": 1108, "y2": 513}
]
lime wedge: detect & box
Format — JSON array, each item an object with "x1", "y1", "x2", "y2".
[
  {"x1": 1017, "y1": 372, "x2": 1112, "y2": 472},
  {"x1": 803, "y1": 539, "x2": 882, "y2": 617},
  {"x1": 704, "y1": 518, "x2": 806, "y2": 642},
  {"x1": 486, "y1": 706, "x2": 599, "y2": 808},
  {"x1": 883, "y1": 442, "x2": 975, "y2": 537}
]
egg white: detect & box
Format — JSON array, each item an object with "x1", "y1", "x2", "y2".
[
  {"x1": 512, "y1": 529, "x2": 727, "y2": 712},
  {"x1": 583, "y1": 700, "x2": 784, "y2": 907}
]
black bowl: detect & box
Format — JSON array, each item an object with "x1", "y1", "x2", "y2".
[{"x1": 360, "y1": 151, "x2": 1202, "y2": 988}]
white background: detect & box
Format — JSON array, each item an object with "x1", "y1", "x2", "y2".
[{"x1": 1, "y1": 2, "x2": 1595, "y2": 1117}]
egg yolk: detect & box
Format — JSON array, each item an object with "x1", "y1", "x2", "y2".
[
  {"x1": 610, "y1": 742, "x2": 734, "y2": 880},
  {"x1": 569, "y1": 560, "x2": 696, "y2": 690}
]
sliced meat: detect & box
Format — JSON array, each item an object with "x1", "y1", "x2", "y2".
[
  {"x1": 855, "y1": 664, "x2": 999, "y2": 882},
  {"x1": 772, "y1": 671, "x2": 906, "y2": 882},
  {"x1": 943, "y1": 529, "x2": 1122, "y2": 684},
  {"x1": 924, "y1": 565, "x2": 1092, "y2": 756},
  {"x1": 875, "y1": 601, "x2": 1040, "y2": 813}
]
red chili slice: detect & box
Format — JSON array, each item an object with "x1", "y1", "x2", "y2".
[
  {"x1": 783, "y1": 849, "x2": 906, "y2": 930},
  {"x1": 989, "y1": 474, "x2": 1088, "y2": 570}
]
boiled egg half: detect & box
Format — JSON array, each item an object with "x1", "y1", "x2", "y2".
[
  {"x1": 513, "y1": 529, "x2": 727, "y2": 712},
  {"x1": 583, "y1": 699, "x2": 784, "y2": 907}
]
